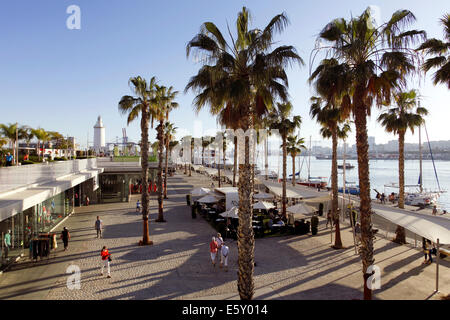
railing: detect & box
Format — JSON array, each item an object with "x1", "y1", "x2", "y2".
[{"x1": 0, "y1": 158, "x2": 98, "y2": 194}]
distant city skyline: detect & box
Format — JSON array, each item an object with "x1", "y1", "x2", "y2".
[{"x1": 1, "y1": 1, "x2": 449, "y2": 149}]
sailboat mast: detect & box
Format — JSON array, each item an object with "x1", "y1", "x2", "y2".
[
  {"x1": 308, "y1": 136, "x2": 312, "y2": 180},
  {"x1": 419, "y1": 124, "x2": 423, "y2": 193}
]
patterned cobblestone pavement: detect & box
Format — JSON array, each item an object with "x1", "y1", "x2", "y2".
[{"x1": 0, "y1": 171, "x2": 448, "y2": 300}]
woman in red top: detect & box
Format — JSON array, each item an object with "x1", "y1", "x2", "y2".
[
  {"x1": 209, "y1": 237, "x2": 218, "y2": 268},
  {"x1": 100, "y1": 246, "x2": 111, "y2": 278}
]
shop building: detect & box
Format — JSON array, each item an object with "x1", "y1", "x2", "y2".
[{"x1": 0, "y1": 159, "x2": 103, "y2": 270}]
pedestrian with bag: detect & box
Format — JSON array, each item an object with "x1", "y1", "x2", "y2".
[
  {"x1": 100, "y1": 246, "x2": 112, "y2": 278},
  {"x1": 61, "y1": 227, "x2": 70, "y2": 251}
]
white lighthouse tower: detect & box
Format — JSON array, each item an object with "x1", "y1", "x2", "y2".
[{"x1": 93, "y1": 116, "x2": 105, "y2": 154}]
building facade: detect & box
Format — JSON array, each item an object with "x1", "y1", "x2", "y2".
[{"x1": 0, "y1": 159, "x2": 103, "y2": 270}]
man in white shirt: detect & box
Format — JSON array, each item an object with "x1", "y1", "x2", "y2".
[
  {"x1": 216, "y1": 233, "x2": 223, "y2": 266},
  {"x1": 220, "y1": 242, "x2": 229, "y2": 272}
]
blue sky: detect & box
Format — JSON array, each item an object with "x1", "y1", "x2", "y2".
[{"x1": 1, "y1": 0, "x2": 449, "y2": 149}]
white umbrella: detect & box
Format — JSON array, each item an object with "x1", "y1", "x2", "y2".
[
  {"x1": 287, "y1": 203, "x2": 316, "y2": 215},
  {"x1": 253, "y1": 192, "x2": 274, "y2": 200},
  {"x1": 220, "y1": 206, "x2": 239, "y2": 219},
  {"x1": 198, "y1": 195, "x2": 219, "y2": 204},
  {"x1": 190, "y1": 187, "x2": 211, "y2": 197},
  {"x1": 253, "y1": 201, "x2": 275, "y2": 210}
]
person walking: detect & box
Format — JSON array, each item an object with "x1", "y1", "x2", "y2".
[
  {"x1": 326, "y1": 210, "x2": 333, "y2": 228},
  {"x1": 3, "y1": 230, "x2": 11, "y2": 260},
  {"x1": 432, "y1": 206, "x2": 438, "y2": 216},
  {"x1": 422, "y1": 238, "x2": 433, "y2": 265},
  {"x1": 100, "y1": 246, "x2": 111, "y2": 278},
  {"x1": 60, "y1": 227, "x2": 70, "y2": 251},
  {"x1": 380, "y1": 193, "x2": 386, "y2": 204},
  {"x1": 209, "y1": 236, "x2": 218, "y2": 268},
  {"x1": 95, "y1": 216, "x2": 103, "y2": 238},
  {"x1": 5, "y1": 152, "x2": 13, "y2": 166},
  {"x1": 136, "y1": 200, "x2": 141, "y2": 212},
  {"x1": 220, "y1": 241, "x2": 230, "y2": 272},
  {"x1": 216, "y1": 233, "x2": 223, "y2": 267},
  {"x1": 86, "y1": 196, "x2": 90, "y2": 206}
]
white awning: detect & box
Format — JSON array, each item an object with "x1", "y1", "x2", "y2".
[
  {"x1": 253, "y1": 201, "x2": 275, "y2": 210},
  {"x1": 261, "y1": 180, "x2": 304, "y2": 199},
  {"x1": 190, "y1": 187, "x2": 211, "y2": 196},
  {"x1": 287, "y1": 203, "x2": 316, "y2": 215},
  {"x1": 253, "y1": 192, "x2": 274, "y2": 200},
  {"x1": 374, "y1": 208, "x2": 450, "y2": 245},
  {"x1": 197, "y1": 195, "x2": 219, "y2": 204},
  {"x1": 220, "y1": 206, "x2": 239, "y2": 219}
]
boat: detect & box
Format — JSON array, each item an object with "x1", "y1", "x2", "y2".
[
  {"x1": 383, "y1": 183, "x2": 438, "y2": 206},
  {"x1": 338, "y1": 182, "x2": 360, "y2": 195},
  {"x1": 298, "y1": 177, "x2": 328, "y2": 188},
  {"x1": 338, "y1": 163, "x2": 355, "y2": 170},
  {"x1": 381, "y1": 124, "x2": 445, "y2": 207},
  {"x1": 297, "y1": 137, "x2": 328, "y2": 188}
]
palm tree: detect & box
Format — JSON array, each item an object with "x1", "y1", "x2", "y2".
[
  {"x1": 31, "y1": 128, "x2": 49, "y2": 162},
  {"x1": 267, "y1": 102, "x2": 301, "y2": 219},
  {"x1": 311, "y1": 97, "x2": 350, "y2": 249},
  {"x1": 118, "y1": 76, "x2": 158, "y2": 246},
  {"x1": 164, "y1": 121, "x2": 177, "y2": 199},
  {"x1": 0, "y1": 123, "x2": 27, "y2": 164},
  {"x1": 186, "y1": 7, "x2": 303, "y2": 300},
  {"x1": 199, "y1": 136, "x2": 213, "y2": 166},
  {"x1": 313, "y1": 7, "x2": 425, "y2": 299},
  {"x1": 378, "y1": 89, "x2": 428, "y2": 244},
  {"x1": 22, "y1": 127, "x2": 35, "y2": 157},
  {"x1": 309, "y1": 58, "x2": 352, "y2": 249},
  {"x1": 155, "y1": 85, "x2": 179, "y2": 222},
  {"x1": 286, "y1": 135, "x2": 306, "y2": 186},
  {"x1": 417, "y1": 14, "x2": 450, "y2": 88}
]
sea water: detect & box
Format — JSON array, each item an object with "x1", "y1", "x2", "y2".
[{"x1": 254, "y1": 155, "x2": 450, "y2": 211}]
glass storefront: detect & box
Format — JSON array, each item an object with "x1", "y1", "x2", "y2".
[
  {"x1": 1, "y1": 187, "x2": 75, "y2": 270},
  {"x1": 0, "y1": 211, "x2": 24, "y2": 268},
  {"x1": 99, "y1": 171, "x2": 156, "y2": 203}
]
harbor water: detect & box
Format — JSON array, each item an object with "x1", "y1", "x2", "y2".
[{"x1": 254, "y1": 154, "x2": 450, "y2": 211}]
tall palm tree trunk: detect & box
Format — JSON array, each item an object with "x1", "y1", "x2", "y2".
[
  {"x1": 394, "y1": 131, "x2": 406, "y2": 244},
  {"x1": 233, "y1": 136, "x2": 238, "y2": 187},
  {"x1": 189, "y1": 143, "x2": 193, "y2": 176},
  {"x1": 164, "y1": 138, "x2": 169, "y2": 199},
  {"x1": 140, "y1": 109, "x2": 152, "y2": 245},
  {"x1": 156, "y1": 121, "x2": 165, "y2": 222},
  {"x1": 282, "y1": 135, "x2": 287, "y2": 219},
  {"x1": 292, "y1": 155, "x2": 296, "y2": 186},
  {"x1": 332, "y1": 127, "x2": 343, "y2": 249},
  {"x1": 202, "y1": 146, "x2": 205, "y2": 166},
  {"x1": 354, "y1": 91, "x2": 374, "y2": 300},
  {"x1": 265, "y1": 138, "x2": 269, "y2": 180},
  {"x1": 223, "y1": 144, "x2": 226, "y2": 185},
  {"x1": 237, "y1": 110, "x2": 255, "y2": 300},
  {"x1": 218, "y1": 145, "x2": 221, "y2": 188}
]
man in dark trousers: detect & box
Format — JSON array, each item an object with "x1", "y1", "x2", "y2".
[
  {"x1": 61, "y1": 227, "x2": 70, "y2": 251},
  {"x1": 95, "y1": 216, "x2": 103, "y2": 238}
]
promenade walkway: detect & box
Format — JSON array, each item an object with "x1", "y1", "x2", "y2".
[{"x1": 0, "y1": 171, "x2": 448, "y2": 300}]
